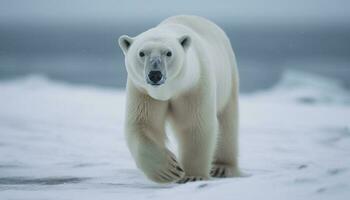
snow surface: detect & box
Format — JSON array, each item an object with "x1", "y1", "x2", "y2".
[{"x1": 0, "y1": 70, "x2": 349, "y2": 200}]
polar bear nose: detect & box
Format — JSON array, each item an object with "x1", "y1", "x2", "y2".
[{"x1": 148, "y1": 70, "x2": 163, "y2": 84}]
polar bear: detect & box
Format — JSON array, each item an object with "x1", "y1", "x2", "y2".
[{"x1": 118, "y1": 15, "x2": 241, "y2": 183}]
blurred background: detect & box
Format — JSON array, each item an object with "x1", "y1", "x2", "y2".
[{"x1": 0, "y1": 0, "x2": 349, "y2": 93}]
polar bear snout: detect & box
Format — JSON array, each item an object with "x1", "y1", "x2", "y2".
[
  {"x1": 146, "y1": 56, "x2": 167, "y2": 86},
  {"x1": 147, "y1": 70, "x2": 165, "y2": 85}
]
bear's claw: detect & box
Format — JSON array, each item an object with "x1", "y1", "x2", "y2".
[
  {"x1": 210, "y1": 163, "x2": 242, "y2": 178},
  {"x1": 177, "y1": 176, "x2": 204, "y2": 184}
]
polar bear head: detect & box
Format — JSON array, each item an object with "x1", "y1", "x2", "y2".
[{"x1": 118, "y1": 31, "x2": 192, "y2": 101}]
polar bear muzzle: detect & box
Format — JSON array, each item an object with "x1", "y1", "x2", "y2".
[{"x1": 145, "y1": 56, "x2": 166, "y2": 86}]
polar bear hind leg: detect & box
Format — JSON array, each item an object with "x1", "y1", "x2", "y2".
[{"x1": 211, "y1": 90, "x2": 242, "y2": 178}]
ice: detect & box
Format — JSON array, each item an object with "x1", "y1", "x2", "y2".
[{"x1": 0, "y1": 71, "x2": 349, "y2": 199}]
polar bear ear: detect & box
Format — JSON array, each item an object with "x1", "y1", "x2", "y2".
[
  {"x1": 178, "y1": 35, "x2": 191, "y2": 51},
  {"x1": 118, "y1": 35, "x2": 134, "y2": 54}
]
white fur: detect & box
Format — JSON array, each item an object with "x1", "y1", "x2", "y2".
[{"x1": 119, "y1": 15, "x2": 241, "y2": 183}]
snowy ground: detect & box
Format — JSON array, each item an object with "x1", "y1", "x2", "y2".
[{"x1": 0, "y1": 70, "x2": 349, "y2": 200}]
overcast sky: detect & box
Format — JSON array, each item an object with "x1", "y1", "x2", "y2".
[{"x1": 0, "y1": 0, "x2": 349, "y2": 25}]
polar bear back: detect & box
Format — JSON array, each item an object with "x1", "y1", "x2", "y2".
[{"x1": 159, "y1": 15, "x2": 238, "y2": 112}]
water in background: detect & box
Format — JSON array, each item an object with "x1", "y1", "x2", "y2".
[{"x1": 1, "y1": 1, "x2": 349, "y2": 93}]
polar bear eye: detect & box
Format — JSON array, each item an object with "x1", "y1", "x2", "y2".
[
  {"x1": 166, "y1": 51, "x2": 172, "y2": 57},
  {"x1": 139, "y1": 51, "x2": 145, "y2": 57}
]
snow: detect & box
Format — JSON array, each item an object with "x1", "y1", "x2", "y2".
[{"x1": 0, "y1": 70, "x2": 349, "y2": 200}]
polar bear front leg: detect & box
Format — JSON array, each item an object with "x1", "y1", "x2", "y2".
[
  {"x1": 176, "y1": 110, "x2": 217, "y2": 183},
  {"x1": 125, "y1": 83, "x2": 185, "y2": 183},
  {"x1": 170, "y1": 96, "x2": 217, "y2": 183}
]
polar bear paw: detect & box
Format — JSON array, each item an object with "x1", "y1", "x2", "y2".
[
  {"x1": 139, "y1": 148, "x2": 185, "y2": 183},
  {"x1": 177, "y1": 176, "x2": 205, "y2": 184},
  {"x1": 210, "y1": 163, "x2": 242, "y2": 178},
  {"x1": 154, "y1": 154, "x2": 186, "y2": 183}
]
